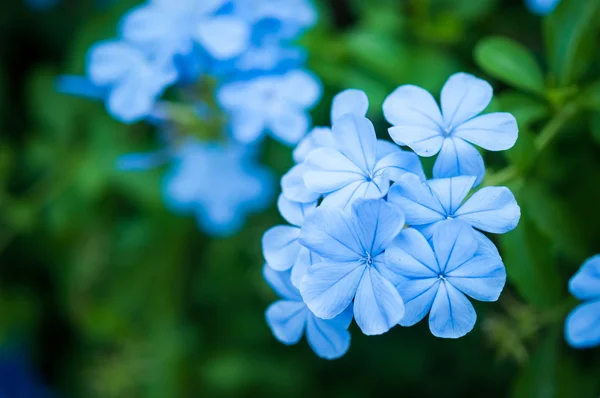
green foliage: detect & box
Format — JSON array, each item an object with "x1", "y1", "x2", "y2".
[{"x1": 1, "y1": 0, "x2": 600, "y2": 397}]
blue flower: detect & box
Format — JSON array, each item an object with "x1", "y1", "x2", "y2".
[
  {"x1": 0, "y1": 351, "x2": 54, "y2": 397},
  {"x1": 264, "y1": 265, "x2": 352, "y2": 359},
  {"x1": 525, "y1": 0, "x2": 561, "y2": 15},
  {"x1": 565, "y1": 255, "x2": 600, "y2": 348},
  {"x1": 385, "y1": 220, "x2": 506, "y2": 338},
  {"x1": 388, "y1": 173, "x2": 520, "y2": 236},
  {"x1": 383, "y1": 72, "x2": 518, "y2": 185},
  {"x1": 262, "y1": 195, "x2": 317, "y2": 286},
  {"x1": 299, "y1": 199, "x2": 406, "y2": 335},
  {"x1": 163, "y1": 139, "x2": 273, "y2": 236},
  {"x1": 121, "y1": 0, "x2": 250, "y2": 63},
  {"x1": 87, "y1": 40, "x2": 177, "y2": 123},
  {"x1": 217, "y1": 70, "x2": 321, "y2": 145},
  {"x1": 301, "y1": 114, "x2": 424, "y2": 209}
]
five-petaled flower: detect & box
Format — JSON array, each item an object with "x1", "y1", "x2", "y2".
[
  {"x1": 385, "y1": 220, "x2": 506, "y2": 338},
  {"x1": 299, "y1": 199, "x2": 407, "y2": 335},
  {"x1": 264, "y1": 265, "x2": 352, "y2": 360},
  {"x1": 383, "y1": 72, "x2": 518, "y2": 185},
  {"x1": 565, "y1": 255, "x2": 600, "y2": 348}
]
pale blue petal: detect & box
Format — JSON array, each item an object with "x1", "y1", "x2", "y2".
[
  {"x1": 453, "y1": 113, "x2": 518, "y2": 151},
  {"x1": 306, "y1": 314, "x2": 351, "y2": 359},
  {"x1": 293, "y1": 127, "x2": 334, "y2": 163},
  {"x1": 383, "y1": 84, "x2": 444, "y2": 131},
  {"x1": 433, "y1": 138, "x2": 485, "y2": 185},
  {"x1": 281, "y1": 164, "x2": 321, "y2": 204},
  {"x1": 431, "y1": 220, "x2": 479, "y2": 274},
  {"x1": 290, "y1": 248, "x2": 315, "y2": 288},
  {"x1": 331, "y1": 115, "x2": 377, "y2": 174},
  {"x1": 303, "y1": 148, "x2": 365, "y2": 193},
  {"x1": 269, "y1": 109, "x2": 310, "y2": 145},
  {"x1": 263, "y1": 265, "x2": 302, "y2": 301},
  {"x1": 262, "y1": 225, "x2": 302, "y2": 271},
  {"x1": 280, "y1": 70, "x2": 322, "y2": 108},
  {"x1": 475, "y1": 231, "x2": 501, "y2": 257},
  {"x1": 354, "y1": 266, "x2": 405, "y2": 335},
  {"x1": 376, "y1": 140, "x2": 402, "y2": 159},
  {"x1": 440, "y1": 73, "x2": 492, "y2": 128},
  {"x1": 429, "y1": 282, "x2": 477, "y2": 338},
  {"x1": 374, "y1": 150, "x2": 426, "y2": 182},
  {"x1": 388, "y1": 126, "x2": 444, "y2": 157},
  {"x1": 568, "y1": 255, "x2": 600, "y2": 301},
  {"x1": 277, "y1": 193, "x2": 316, "y2": 227},
  {"x1": 426, "y1": 176, "x2": 476, "y2": 215},
  {"x1": 397, "y1": 277, "x2": 439, "y2": 327},
  {"x1": 107, "y1": 78, "x2": 156, "y2": 123},
  {"x1": 565, "y1": 300, "x2": 600, "y2": 348},
  {"x1": 351, "y1": 199, "x2": 405, "y2": 256},
  {"x1": 447, "y1": 254, "x2": 506, "y2": 301},
  {"x1": 87, "y1": 41, "x2": 142, "y2": 86},
  {"x1": 195, "y1": 16, "x2": 250, "y2": 60},
  {"x1": 266, "y1": 300, "x2": 307, "y2": 344},
  {"x1": 320, "y1": 178, "x2": 387, "y2": 210},
  {"x1": 299, "y1": 207, "x2": 363, "y2": 261},
  {"x1": 331, "y1": 89, "x2": 369, "y2": 123},
  {"x1": 120, "y1": 5, "x2": 169, "y2": 48},
  {"x1": 230, "y1": 110, "x2": 266, "y2": 144},
  {"x1": 454, "y1": 187, "x2": 521, "y2": 233},
  {"x1": 300, "y1": 261, "x2": 365, "y2": 319},
  {"x1": 385, "y1": 228, "x2": 440, "y2": 277},
  {"x1": 386, "y1": 173, "x2": 446, "y2": 226}
]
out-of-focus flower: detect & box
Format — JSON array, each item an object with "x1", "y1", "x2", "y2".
[
  {"x1": 301, "y1": 114, "x2": 424, "y2": 209},
  {"x1": 163, "y1": 139, "x2": 273, "y2": 237},
  {"x1": 386, "y1": 220, "x2": 506, "y2": 338},
  {"x1": 264, "y1": 265, "x2": 352, "y2": 359},
  {"x1": 565, "y1": 255, "x2": 600, "y2": 348},
  {"x1": 0, "y1": 351, "x2": 53, "y2": 398},
  {"x1": 262, "y1": 195, "x2": 317, "y2": 287},
  {"x1": 383, "y1": 72, "x2": 518, "y2": 185},
  {"x1": 217, "y1": 70, "x2": 321, "y2": 145},
  {"x1": 299, "y1": 199, "x2": 406, "y2": 336},
  {"x1": 525, "y1": 0, "x2": 561, "y2": 15},
  {"x1": 87, "y1": 40, "x2": 177, "y2": 123}
]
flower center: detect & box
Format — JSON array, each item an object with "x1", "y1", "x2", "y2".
[
  {"x1": 438, "y1": 274, "x2": 447, "y2": 280},
  {"x1": 364, "y1": 252, "x2": 374, "y2": 267}
]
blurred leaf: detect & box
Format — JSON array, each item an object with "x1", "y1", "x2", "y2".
[
  {"x1": 544, "y1": 0, "x2": 600, "y2": 87},
  {"x1": 581, "y1": 80, "x2": 600, "y2": 110},
  {"x1": 504, "y1": 130, "x2": 536, "y2": 172},
  {"x1": 521, "y1": 181, "x2": 587, "y2": 259},
  {"x1": 591, "y1": 112, "x2": 600, "y2": 145},
  {"x1": 474, "y1": 36, "x2": 545, "y2": 94},
  {"x1": 499, "y1": 207, "x2": 562, "y2": 308},
  {"x1": 494, "y1": 92, "x2": 550, "y2": 129}
]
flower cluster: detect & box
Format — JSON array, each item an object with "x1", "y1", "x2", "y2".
[
  {"x1": 565, "y1": 256, "x2": 600, "y2": 349},
  {"x1": 262, "y1": 73, "x2": 521, "y2": 359},
  {"x1": 60, "y1": 0, "x2": 320, "y2": 236}
]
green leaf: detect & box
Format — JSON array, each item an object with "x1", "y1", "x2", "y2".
[
  {"x1": 495, "y1": 92, "x2": 550, "y2": 128},
  {"x1": 581, "y1": 80, "x2": 600, "y2": 110},
  {"x1": 504, "y1": 130, "x2": 536, "y2": 172},
  {"x1": 544, "y1": 0, "x2": 600, "y2": 87},
  {"x1": 499, "y1": 202, "x2": 562, "y2": 308},
  {"x1": 474, "y1": 36, "x2": 545, "y2": 94}
]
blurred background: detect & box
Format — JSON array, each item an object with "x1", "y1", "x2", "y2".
[{"x1": 1, "y1": 0, "x2": 600, "y2": 396}]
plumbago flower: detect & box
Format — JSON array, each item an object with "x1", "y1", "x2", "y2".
[
  {"x1": 525, "y1": 0, "x2": 561, "y2": 15},
  {"x1": 217, "y1": 69, "x2": 321, "y2": 145},
  {"x1": 163, "y1": 139, "x2": 273, "y2": 236},
  {"x1": 264, "y1": 265, "x2": 352, "y2": 359},
  {"x1": 383, "y1": 72, "x2": 518, "y2": 185},
  {"x1": 262, "y1": 195, "x2": 317, "y2": 287},
  {"x1": 385, "y1": 220, "x2": 506, "y2": 338},
  {"x1": 387, "y1": 173, "x2": 521, "y2": 239},
  {"x1": 299, "y1": 199, "x2": 407, "y2": 335},
  {"x1": 565, "y1": 256, "x2": 600, "y2": 348},
  {"x1": 301, "y1": 114, "x2": 424, "y2": 209}
]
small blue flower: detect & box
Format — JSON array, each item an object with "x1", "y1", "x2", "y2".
[
  {"x1": 385, "y1": 220, "x2": 506, "y2": 338},
  {"x1": 299, "y1": 199, "x2": 406, "y2": 335},
  {"x1": 121, "y1": 0, "x2": 250, "y2": 63},
  {"x1": 565, "y1": 255, "x2": 600, "y2": 348},
  {"x1": 383, "y1": 72, "x2": 518, "y2": 185},
  {"x1": 163, "y1": 139, "x2": 273, "y2": 236},
  {"x1": 262, "y1": 195, "x2": 317, "y2": 286},
  {"x1": 217, "y1": 70, "x2": 321, "y2": 145},
  {"x1": 525, "y1": 0, "x2": 561, "y2": 15},
  {"x1": 301, "y1": 114, "x2": 424, "y2": 209},
  {"x1": 263, "y1": 265, "x2": 352, "y2": 360},
  {"x1": 87, "y1": 40, "x2": 177, "y2": 123},
  {"x1": 388, "y1": 173, "x2": 520, "y2": 236}
]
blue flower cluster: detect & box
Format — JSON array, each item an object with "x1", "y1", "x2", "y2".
[
  {"x1": 262, "y1": 73, "x2": 521, "y2": 359},
  {"x1": 565, "y1": 256, "x2": 600, "y2": 349},
  {"x1": 60, "y1": 0, "x2": 320, "y2": 237}
]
